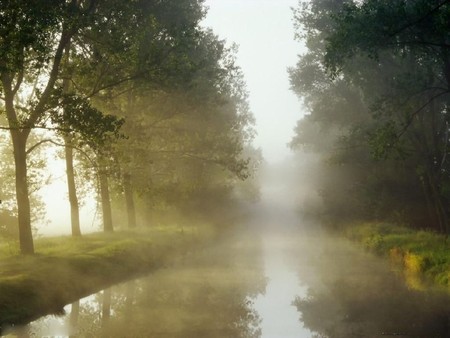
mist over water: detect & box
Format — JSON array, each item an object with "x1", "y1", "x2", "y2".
[
  {"x1": 249, "y1": 159, "x2": 315, "y2": 337},
  {"x1": 250, "y1": 157, "x2": 449, "y2": 337},
  {"x1": 3, "y1": 0, "x2": 450, "y2": 336},
  {"x1": 3, "y1": 226, "x2": 266, "y2": 338},
  {"x1": 4, "y1": 157, "x2": 450, "y2": 338}
]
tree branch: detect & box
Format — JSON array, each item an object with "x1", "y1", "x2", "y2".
[
  {"x1": 12, "y1": 69, "x2": 24, "y2": 95},
  {"x1": 25, "y1": 138, "x2": 97, "y2": 167},
  {"x1": 397, "y1": 90, "x2": 450, "y2": 140},
  {"x1": 26, "y1": 27, "x2": 76, "y2": 132},
  {"x1": 388, "y1": 40, "x2": 450, "y2": 49},
  {"x1": 1, "y1": 73, "x2": 20, "y2": 129},
  {"x1": 25, "y1": 139, "x2": 54, "y2": 154},
  {"x1": 87, "y1": 75, "x2": 139, "y2": 98},
  {"x1": 0, "y1": 125, "x2": 72, "y2": 133},
  {"x1": 388, "y1": 0, "x2": 450, "y2": 39}
]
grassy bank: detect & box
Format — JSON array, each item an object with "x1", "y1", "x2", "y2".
[
  {"x1": 0, "y1": 224, "x2": 213, "y2": 330},
  {"x1": 344, "y1": 222, "x2": 450, "y2": 289}
]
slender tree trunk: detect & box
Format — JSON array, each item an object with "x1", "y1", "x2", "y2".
[
  {"x1": 99, "y1": 162, "x2": 113, "y2": 232},
  {"x1": 123, "y1": 172, "x2": 137, "y2": 228},
  {"x1": 62, "y1": 44, "x2": 82, "y2": 237},
  {"x1": 420, "y1": 176, "x2": 438, "y2": 228},
  {"x1": 64, "y1": 135, "x2": 82, "y2": 236},
  {"x1": 442, "y1": 51, "x2": 450, "y2": 90},
  {"x1": 426, "y1": 171, "x2": 449, "y2": 234},
  {"x1": 11, "y1": 131, "x2": 34, "y2": 254}
]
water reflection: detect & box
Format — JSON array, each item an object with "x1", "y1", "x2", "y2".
[
  {"x1": 253, "y1": 233, "x2": 313, "y2": 337},
  {"x1": 3, "y1": 224, "x2": 448, "y2": 337},
  {"x1": 292, "y1": 236, "x2": 450, "y2": 338},
  {"x1": 4, "y1": 230, "x2": 265, "y2": 338}
]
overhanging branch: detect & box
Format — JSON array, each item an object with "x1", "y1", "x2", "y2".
[
  {"x1": 25, "y1": 138, "x2": 97, "y2": 167},
  {"x1": 388, "y1": 0, "x2": 450, "y2": 39}
]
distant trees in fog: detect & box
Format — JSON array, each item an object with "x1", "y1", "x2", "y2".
[{"x1": 289, "y1": 0, "x2": 450, "y2": 234}]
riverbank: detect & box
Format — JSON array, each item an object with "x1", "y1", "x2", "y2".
[
  {"x1": 0, "y1": 224, "x2": 213, "y2": 331},
  {"x1": 344, "y1": 222, "x2": 450, "y2": 289},
  {"x1": 4, "y1": 225, "x2": 265, "y2": 337}
]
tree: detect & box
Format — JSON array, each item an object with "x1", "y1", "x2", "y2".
[
  {"x1": 1, "y1": 0, "x2": 72, "y2": 253},
  {"x1": 93, "y1": 29, "x2": 255, "y2": 228},
  {"x1": 49, "y1": 91, "x2": 124, "y2": 232},
  {"x1": 1, "y1": 0, "x2": 256, "y2": 247},
  {"x1": 0, "y1": 0, "x2": 208, "y2": 246},
  {"x1": 289, "y1": 0, "x2": 450, "y2": 232},
  {"x1": 0, "y1": 0, "x2": 122, "y2": 253},
  {"x1": 60, "y1": 0, "x2": 230, "y2": 231},
  {"x1": 323, "y1": 0, "x2": 450, "y2": 233}
]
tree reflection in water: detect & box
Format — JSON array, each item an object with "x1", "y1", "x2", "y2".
[
  {"x1": 14, "y1": 229, "x2": 266, "y2": 338},
  {"x1": 292, "y1": 236, "x2": 450, "y2": 338}
]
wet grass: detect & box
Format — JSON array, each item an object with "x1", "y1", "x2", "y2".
[
  {"x1": 0, "y1": 224, "x2": 212, "y2": 330},
  {"x1": 345, "y1": 222, "x2": 450, "y2": 289}
]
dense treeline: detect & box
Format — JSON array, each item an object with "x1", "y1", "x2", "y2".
[
  {"x1": 290, "y1": 0, "x2": 450, "y2": 234},
  {"x1": 0, "y1": 0, "x2": 257, "y2": 254}
]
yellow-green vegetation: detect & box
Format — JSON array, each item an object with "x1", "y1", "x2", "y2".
[
  {"x1": 0, "y1": 224, "x2": 213, "y2": 329},
  {"x1": 345, "y1": 223, "x2": 450, "y2": 289}
]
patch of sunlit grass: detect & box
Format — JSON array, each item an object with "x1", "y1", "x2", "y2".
[
  {"x1": 0, "y1": 239, "x2": 20, "y2": 257},
  {"x1": 345, "y1": 222, "x2": 450, "y2": 289},
  {"x1": 0, "y1": 224, "x2": 216, "y2": 328},
  {"x1": 404, "y1": 252, "x2": 425, "y2": 274}
]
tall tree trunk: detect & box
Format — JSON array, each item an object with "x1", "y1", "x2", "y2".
[
  {"x1": 62, "y1": 44, "x2": 81, "y2": 237},
  {"x1": 99, "y1": 162, "x2": 113, "y2": 232},
  {"x1": 11, "y1": 131, "x2": 34, "y2": 254},
  {"x1": 2, "y1": 74, "x2": 34, "y2": 255},
  {"x1": 123, "y1": 172, "x2": 136, "y2": 228},
  {"x1": 64, "y1": 135, "x2": 82, "y2": 236}
]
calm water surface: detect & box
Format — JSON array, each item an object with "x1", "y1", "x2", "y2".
[
  {"x1": 2, "y1": 185, "x2": 449, "y2": 337},
  {"x1": 3, "y1": 227, "x2": 266, "y2": 338}
]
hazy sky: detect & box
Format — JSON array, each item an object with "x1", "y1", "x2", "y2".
[{"x1": 202, "y1": 0, "x2": 306, "y2": 163}]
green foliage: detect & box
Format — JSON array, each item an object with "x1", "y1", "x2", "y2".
[
  {"x1": 49, "y1": 92, "x2": 125, "y2": 150},
  {"x1": 96, "y1": 29, "x2": 255, "y2": 218},
  {"x1": 0, "y1": 0, "x2": 65, "y2": 73},
  {"x1": 369, "y1": 123, "x2": 400, "y2": 160},
  {"x1": 290, "y1": 0, "x2": 450, "y2": 233},
  {"x1": 345, "y1": 222, "x2": 450, "y2": 287},
  {"x1": 325, "y1": 0, "x2": 450, "y2": 73},
  {"x1": 0, "y1": 0, "x2": 256, "y2": 248}
]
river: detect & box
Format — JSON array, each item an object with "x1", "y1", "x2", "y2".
[{"x1": 2, "y1": 183, "x2": 449, "y2": 337}]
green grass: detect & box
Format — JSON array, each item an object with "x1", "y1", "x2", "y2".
[
  {"x1": 345, "y1": 222, "x2": 450, "y2": 288},
  {"x1": 0, "y1": 224, "x2": 212, "y2": 329}
]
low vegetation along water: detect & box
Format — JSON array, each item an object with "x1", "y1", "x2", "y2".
[{"x1": 3, "y1": 199, "x2": 449, "y2": 337}]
